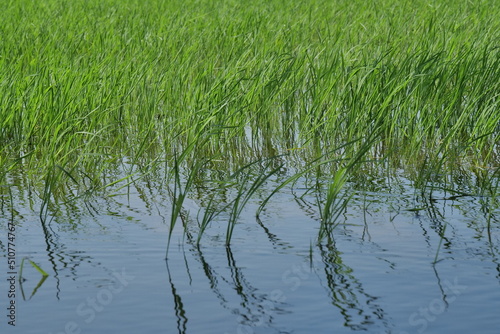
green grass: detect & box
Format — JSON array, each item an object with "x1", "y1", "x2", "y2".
[{"x1": 0, "y1": 0, "x2": 499, "y2": 244}]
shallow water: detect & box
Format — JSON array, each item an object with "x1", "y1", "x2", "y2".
[{"x1": 1, "y1": 171, "x2": 499, "y2": 334}]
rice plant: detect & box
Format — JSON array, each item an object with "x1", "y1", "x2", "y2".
[{"x1": 0, "y1": 0, "x2": 498, "y2": 246}]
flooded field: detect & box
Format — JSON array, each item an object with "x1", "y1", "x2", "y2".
[
  {"x1": 1, "y1": 164, "x2": 499, "y2": 333},
  {"x1": 1, "y1": 0, "x2": 499, "y2": 333}
]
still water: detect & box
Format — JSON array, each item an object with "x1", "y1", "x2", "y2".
[{"x1": 1, "y1": 170, "x2": 499, "y2": 334}]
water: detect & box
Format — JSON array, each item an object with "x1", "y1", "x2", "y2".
[{"x1": 1, "y1": 171, "x2": 499, "y2": 334}]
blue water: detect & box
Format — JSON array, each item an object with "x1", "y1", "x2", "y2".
[{"x1": 1, "y1": 174, "x2": 499, "y2": 334}]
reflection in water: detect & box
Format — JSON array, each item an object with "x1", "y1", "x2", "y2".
[
  {"x1": 317, "y1": 242, "x2": 390, "y2": 332},
  {"x1": 432, "y1": 265, "x2": 451, "y2": 309},
  {"x1": 166, "y1": 261, "x2": 188, "y2": 334},
  {"x1": 166, "y1": 234, "x2": 291, "y2": 333},
  {"x1": 162, "y1": 167, "x2": 500, "y2": 333},
  {"x1": 20, "y1": 274, "x2": 48, "y2": 301},
  {"x1": 39, "y1": 213, "x2": 63, "y2": 299},
  {"x1": 224, "y1": 246, "x2": 279, "y2": 329},
  {"x1": 0, "y1": 181, "x2": 142, "y2": 303},
  {"x1": 1, "y1": 158, "x2": 499, "y2": 333},
  {"x1": 166, "y1": 222, "x2": 393, "y2": 333},
  {"x1": 38, "y1": 212, "x2": 98, "y2": 300},
  {"x1": 255, "y1": 215, "x2": 290, "y2": 249}
]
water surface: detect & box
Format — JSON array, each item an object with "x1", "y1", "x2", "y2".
[{"x1": 1, "y1": 171, "x2": 499, "y2": 334}]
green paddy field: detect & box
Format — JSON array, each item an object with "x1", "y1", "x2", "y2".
[{"x1": 0, "y1": 1, "x2": 499, "y2": 333}]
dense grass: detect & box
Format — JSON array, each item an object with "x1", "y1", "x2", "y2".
[{"x1": 1, "y1": 0, "x2": 499, "y2": 243}]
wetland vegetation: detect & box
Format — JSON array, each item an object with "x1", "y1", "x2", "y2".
[
  {"x1": 0, "y1": 0, "x2": 499, "y2": 332},
  {"x1": 1, "y1": 0, "x2": 498, "y2": 243}
]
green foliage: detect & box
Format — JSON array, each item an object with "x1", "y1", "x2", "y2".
[{"x1": 1, "y1": 0, "x2": 498, "y2": 246}]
